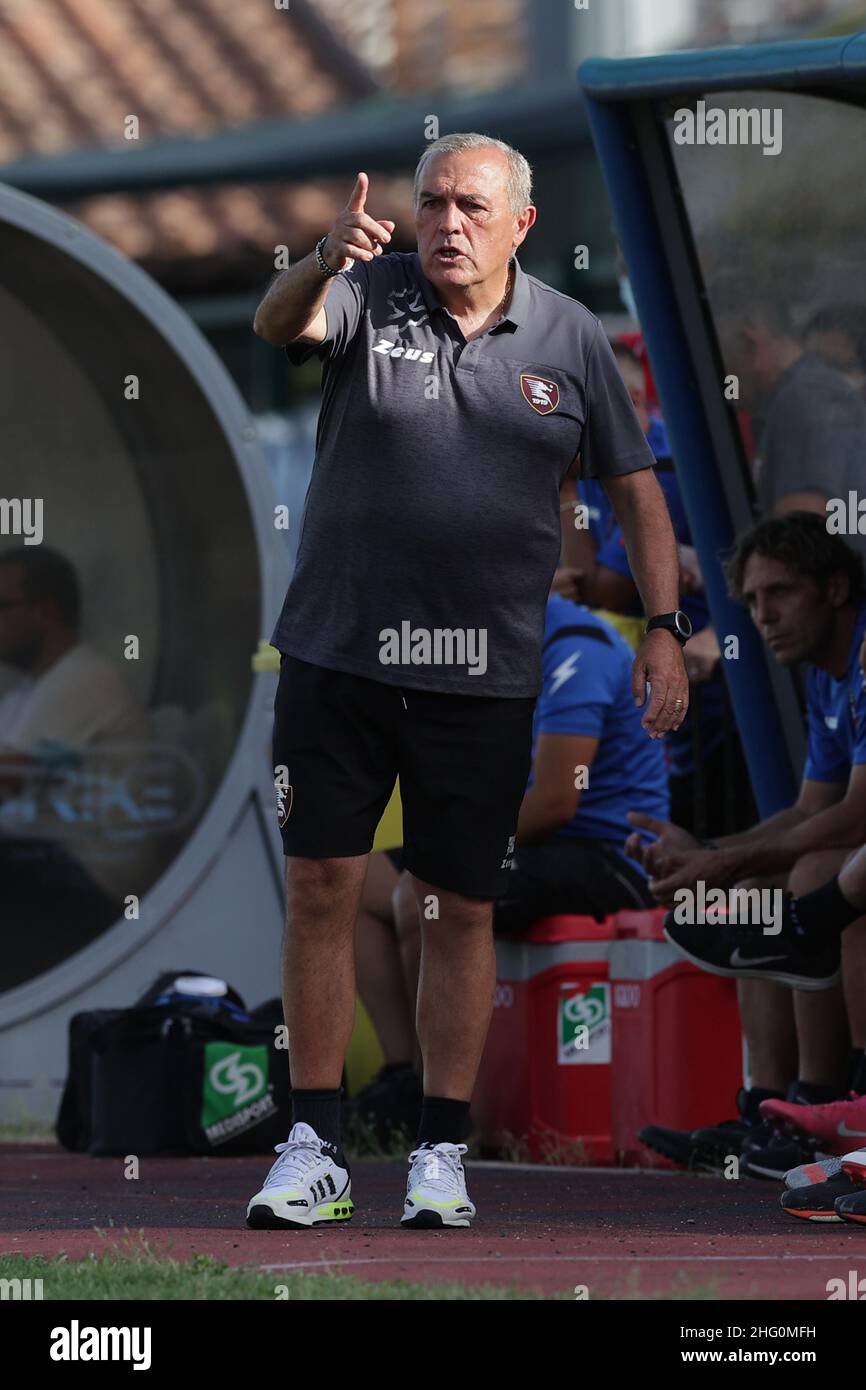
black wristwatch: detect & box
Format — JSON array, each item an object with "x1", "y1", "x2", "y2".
[{"x1": 645, "y1": 610, "x2": 693, "y2": 646}]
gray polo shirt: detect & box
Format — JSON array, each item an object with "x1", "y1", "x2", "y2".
[
  {"x1": 271, "y1": 251, "x2": 654, "y2": 696},
  {"x1": 755, "y1": 352, "x2": 866, "y2": 558}
]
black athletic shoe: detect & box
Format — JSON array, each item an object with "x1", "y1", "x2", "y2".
[
  {"x1": 781, "y1": 1172, "x2": 857, "y2": 1222},
  {"x1": 690, "y1": 1087, "x2": 784, "y2": 1158},
  {"x1": 741, "y1": 1134, "x2": 813, "y2": 1180},
  {"x1": 639, "y1": 1087, "x2": 783, "y2": 1171},
  {"x1": 663, "y1": 907, "x2": 840, "y2": 990},
  {"x1": 740, "y1": 1082, "x2": 841, "y2": 1178},
  {"x1": 639, "y1": 1123, "x2": 702, "y2": 1167},
  {"x1": 835, "y1": 1187, "x2": 866, "y2": 1225},
  {"x1": 343, "y1": 1063, "x2": 422, "y2": 1150}
]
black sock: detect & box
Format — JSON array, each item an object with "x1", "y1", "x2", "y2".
[
  {"x1": 291, "y1": 1088, "x2": 343, "y2": 1153},
  {"x1": 417, "y1": 1096, "x2": 471, "y2": 1146},
  {"x1": 850, "y1": 1048, "x2": 866, "y2": 1095},
  {"x1": 792, "y1": 1079, "x2": 841, "y2": 1105},
  {"x1": 741, "y1": 1086, "x2": 784, "y2": 1124},
  {"x1": 787, "y1": 876, "x2": 863, "y2": 941}
]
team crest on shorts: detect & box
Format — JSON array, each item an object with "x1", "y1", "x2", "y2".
[
  {"x1": 276, "y1": 783, "x2": 293, "y2": 828},
  {"x1": 520, "y1": 373, "x2": 560, "y2": 414}
]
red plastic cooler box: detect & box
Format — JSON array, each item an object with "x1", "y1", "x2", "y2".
[
  {"x1": 610, "y1": 909, "x2": 743, "y2": 1164},
  {"x1": 474, "y1": 914, "x2": 617, "y2": 1163}
]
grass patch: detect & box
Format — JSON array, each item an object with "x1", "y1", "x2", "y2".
[
  {"x1": 0, "y1": 1250, "x2": 559, "y2": 1301},
  {"x1": 0, "y1": 1251, "x2": 726, "y2": 1302},
  {"x1": 611, "y1": 1269, "x2": 723, "y2": 1300},
  {"x1": 342, "y1": 1115, "x2": 416, "y2": 1160},
  {"x1": 342, "y1": 1116, "x2": 483, "y2": 1162},
  {"x1": 0, "y1": 1118, "x2": 56, "y2": 1143},
  {"x1": 493, "y1": 1130, "x2": 594, "y2": 1166}
]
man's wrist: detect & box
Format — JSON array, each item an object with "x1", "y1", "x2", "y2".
[
  {"x1": 714, "y1": 842, "x2": 743, "y2": 884},
  {"x1": 316, "y1": 235, "x2": 343, "y2": 275},
  {"x1": 642, "y1": 624, "x2": 684, "y2": 647},
  {"x1": 645, "y1": 610, "x2": 693, "y2": 646}
]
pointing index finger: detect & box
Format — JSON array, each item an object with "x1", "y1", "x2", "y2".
[{"x1": 347, "y1": 172, "x2": 369, "y2": 213}]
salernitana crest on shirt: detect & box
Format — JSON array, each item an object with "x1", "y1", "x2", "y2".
[{"x1": 520, "y1": 373, "x2": 560, "y2": 414}]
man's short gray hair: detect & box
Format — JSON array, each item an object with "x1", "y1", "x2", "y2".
[{"x1": 413, "y1": 133, "x2": 533, "y2": 217}]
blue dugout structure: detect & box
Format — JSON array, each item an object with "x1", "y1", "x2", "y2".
[{"x1": 579, "y1": 34, "x2": 866, "y2": 816}]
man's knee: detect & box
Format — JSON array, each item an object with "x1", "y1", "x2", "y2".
[
  {"x1": 285, "y1": 854, "x2": 367, "y2": 918},
  {"x1": 408, "y1": 875, "x2": 493, "y2": 931}
]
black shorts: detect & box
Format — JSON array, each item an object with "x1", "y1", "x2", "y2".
[
  {"x1": 272, "y1": 655, "x2": 535, "y2": 899},
  {"x1": 493, "y1": 839, "x2": 654, "y2": 936},
  {"x1": 383, "y1": 846, "x2": 404, "y2": 874}
]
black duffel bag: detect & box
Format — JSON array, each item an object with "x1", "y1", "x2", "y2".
[{"x1": 57, "y1": 972, "x2": 291, "y2": 1156}]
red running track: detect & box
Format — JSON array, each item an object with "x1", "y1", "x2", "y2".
[{"x1": 1, "y1": 1145, "x2": 862, "y2": 1299}]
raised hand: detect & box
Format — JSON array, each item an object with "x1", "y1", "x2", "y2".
[{"x1": 322, "y1": 172, "x2": 396, "y2": 271}]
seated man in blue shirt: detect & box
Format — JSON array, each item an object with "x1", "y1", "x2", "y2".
[
  {"x1": 494, "y1": 591, "x2": 670, "y2": 933},
  {"x1": 635, "y1": 516, "x2": 866, "y2": 996},
  {"x1": 568, "y1": 342, "x2": 742, "y2": 838},
  {"x1": 627, "y1": 515, "x2": 866, "y2": 1178}
]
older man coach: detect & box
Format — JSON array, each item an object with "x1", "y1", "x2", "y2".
[{"x1": 248, "y1": 132, "x2": 689, "y2": 1230}]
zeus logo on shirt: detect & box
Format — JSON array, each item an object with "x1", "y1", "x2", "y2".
[{"x1": 372, "y1": 338, "x2": 435, "y2": 363}]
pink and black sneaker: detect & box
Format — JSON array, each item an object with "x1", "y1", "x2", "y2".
[{"x1": 759, "y1": 1093, "x2": 866, "y2": 1157}]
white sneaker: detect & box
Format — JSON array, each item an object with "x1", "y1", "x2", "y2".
[
  {"x1": 401, "y1": 1142, "x2": 475, "y2": 1228},
  {"x1": 246, "y1": 1122, "x2": 353, "y2": 1229}
]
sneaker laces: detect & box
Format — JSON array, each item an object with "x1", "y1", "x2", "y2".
[
  {"x1": 407, "y1": 1143, "x2": 467, "y2": 1194},
  {"x1": 264, "y1": 1138, "x2": 325, "y2": 1189}
]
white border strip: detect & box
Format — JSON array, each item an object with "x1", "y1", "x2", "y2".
[{"x1": 259, "y1": 1253, "x2": 856, "y2": 1271}]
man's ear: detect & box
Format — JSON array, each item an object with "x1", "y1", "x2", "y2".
[
  {"x1": 826, "y1": 569, "x2": 852, "y2": 608},
  {"x1": 513, "y1": 205, "x2": 537, "y2": 249}
]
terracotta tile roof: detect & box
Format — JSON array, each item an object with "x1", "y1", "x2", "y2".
[
  {"x1": 0, "y1": 0, "x2": 526, "y2": 289},
  {"x1": 67, "y1": 175, "x2": 418, "y2": 292},
  {"x1": 0, "y1": 0, "x2": 374, "y2": 285}
]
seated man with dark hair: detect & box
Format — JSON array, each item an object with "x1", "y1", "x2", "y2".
[{"x1": 627, "y1": 514, "x2": 866, "y2": 1181}]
